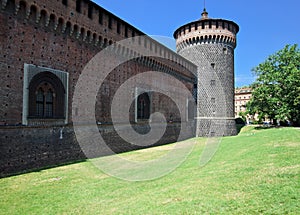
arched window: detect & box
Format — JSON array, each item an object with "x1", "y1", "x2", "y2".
[
  {"x1": 137, "y1": 93, "x2": 150, "y2": 120},
  {"x1": 33, "y1": 82, "x2": 55, "y2": 118},
  {"x1": 28, "y1": 72, "x2": 65, "y2": 119}
]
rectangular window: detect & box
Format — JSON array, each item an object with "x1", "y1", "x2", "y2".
[
  {"x1": 117, "y1": 22, "x2": 121, "y2": 34},
  {"x1": 211, "y1": 63, "x2": 215, "y2": 69},
  {"x1": 108, "y1": 17, "x2": 112, "y2": 29},
  {"x1": 76, "y1": 0, "x2": 81, "y2": 13},
  {"x1": 210, "y1": 80, "x2": 216, "y2": 86},
  {"x1": 45, "y1": 103, "x2": 53, "y2": 117},
  {"x1": 36, "y1": 91, "x2": 44, "y2": 117},
  {"x1": 36, "y1": 103, "x2": 44, "y2": 116},
  {"x1": 211, "y1": 98, "x2": 216, "y2": 103},
  {"x1": 98, "y1": 10, "x2": 103, "y2": 24},
  {"x1": 88, "y1": 4, "x2": 93, "y2": 19},
  {"x1": 62, "y1": 0, "x2": 67, "y2": 6},
  {"x1": 125, "y1": 26, "x2": 128, "y2": 37}
]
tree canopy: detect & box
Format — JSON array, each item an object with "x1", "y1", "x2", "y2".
[{"x1": 247, "y1": 44, "x2": 300, "y2": 126}]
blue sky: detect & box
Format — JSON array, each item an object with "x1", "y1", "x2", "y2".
[{"x1": 93, "y1": 0, "x2": 300, "y2": 87}]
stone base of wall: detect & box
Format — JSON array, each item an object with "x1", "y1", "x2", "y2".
[
  {"x1": 0, "y1": 122, "x2": 195, "y2": 178},
  {"x1": 196, "y1": 119, "x2": 237, "y2": 137}
]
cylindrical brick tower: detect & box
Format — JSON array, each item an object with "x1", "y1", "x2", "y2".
[{"x1": 174, "y1": 9, "x2": 239, "y2": 136}]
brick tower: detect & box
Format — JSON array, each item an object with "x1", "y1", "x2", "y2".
[{"x1": 174, "y1": 9, "x2": 239, "y2": 136}]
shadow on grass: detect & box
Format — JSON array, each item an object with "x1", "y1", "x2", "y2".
[
  {"x1": 1, "y1": 159, "x2": 87, "y2": 179},
  {"x1": 254, "y1": 125, "x2": 276, "y2": 130}
]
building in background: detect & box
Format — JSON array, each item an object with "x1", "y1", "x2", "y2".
[{"x1": 234, "y1": 87, "x2": 252, "y2": 118}]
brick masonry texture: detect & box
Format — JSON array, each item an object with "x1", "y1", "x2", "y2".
[
  {"x1": 178, "y1": 44, "x2": 237, "y2": 136},
  {"x1": 0, "y1": 123, "x2": 194, "y2": 177},
  {"x1": 0, "y1": 0, "x2": 196, "y2": 177},
  {"x1": 0, "y1": 0, "x2": 239, "y2": 177},
  {"x1": 174, "y1": 11, "x2": 239, "y2": 136},
  {"x1": 0, "y1": 0, "x2": 196, "y2": 125}
]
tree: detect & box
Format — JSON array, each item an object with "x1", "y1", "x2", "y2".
[{"x1": 247, "y1": 44, "x2": 300, "y2": 126}]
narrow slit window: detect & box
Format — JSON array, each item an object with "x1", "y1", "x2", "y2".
[
  {"x1": 125, "y1": 26, "x2": 128, "y2": 37},
  {"x1": 62, "y1": 0, "x2": 67, "y2": 6},
  {"x1": 98, "y1": 10, "x2": 103, "y2": 24},
  {"x1": 108, "y1": 17, "x2": 112, "y2": 29},
  {"x1": 76, "y1": 0, "x2": 81, "y2": 13},
  {"x1": 88, "y1": 4, "x2": 93, "y2": 19},
  {"x1": 117, "y1": 22, "x2": 121, "y2": 34}
]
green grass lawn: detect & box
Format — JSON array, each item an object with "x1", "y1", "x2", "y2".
[{"x1": 1, "y1": 126, "x2": 299, "y2": 214}]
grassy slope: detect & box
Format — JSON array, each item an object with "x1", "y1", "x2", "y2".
[{"x1": 0, "y1": 126, "x2": 299, "y2": 214}]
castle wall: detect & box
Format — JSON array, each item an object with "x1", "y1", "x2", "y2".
[
  {"x1": 0, "y1": 0, "x2": 196, "y2": 125},
  {"x1": 0, "y1": 0, "x2": 197, "y2": 177},
  {"x1": 0, "y1": 122, "x2": 195, "y2": 177}
]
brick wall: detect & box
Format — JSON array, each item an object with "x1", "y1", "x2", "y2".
[
  {"x1": 174, "y1": 13, "x2": 239, "y2": 136},
  {"x1": 0, "y1": 0, "x2": 196, "y2": 176},
  {"x1": 0, "y1": 122, "x2": 195, "y2": 177},
  {"x1": 0, "y1": 0, "x2": 196, "y2": 125}
]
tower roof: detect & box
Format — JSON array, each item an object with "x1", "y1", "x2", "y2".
[{"x1": 201, "y1": 8, "x2": 209, "y2": 20}]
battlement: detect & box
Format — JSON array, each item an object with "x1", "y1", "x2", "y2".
[
  {"x1": 1, "y1": 0, "x2": 142, "y2": 45},
  {"x1": 1, "y1": 0, "x2": 196, "y2": 73},
  {"x1": 174, "y1": 18, "x2": 239, "y2": 51}
]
